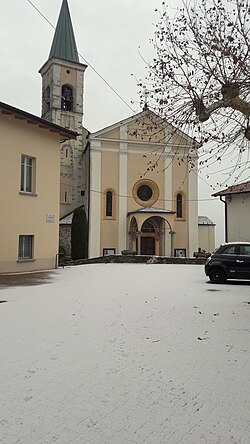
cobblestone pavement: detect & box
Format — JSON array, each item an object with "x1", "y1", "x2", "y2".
[{"x1": 0, "y1": 264, "x2": 250, "y2": 443}]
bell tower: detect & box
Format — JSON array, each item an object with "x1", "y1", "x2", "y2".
[{"x1": 39, "y1": 0, "x2": 88, "y2": 218}]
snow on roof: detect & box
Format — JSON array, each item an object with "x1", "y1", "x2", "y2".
[
  {"x1": 60, "y1": 205, "x2": 85, "y2": 224},
  {"x1": 212, "y1": 180, "x2": 250, "y2": 197},
  {"x1": 60, "y1": 213, "x2": 73, "y2": 224},
  {"x1": 198, "y1": 216, "x2": 215, "y2": 225},
  {"x1": 128, "y1": 206, "x2": 175, "y2": 215}
]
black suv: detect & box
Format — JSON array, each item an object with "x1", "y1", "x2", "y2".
[{"x1": 205, "y1": 242, "x2": 250, "y2": 283}]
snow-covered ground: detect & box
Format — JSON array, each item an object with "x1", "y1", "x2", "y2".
[{"x1": 0, "y1": 264, "x2": 250, "y2": 444}]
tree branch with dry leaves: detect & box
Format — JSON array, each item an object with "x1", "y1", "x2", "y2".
[{"x1": 138, "y1": 0, "x2": 250, "y2": 184}]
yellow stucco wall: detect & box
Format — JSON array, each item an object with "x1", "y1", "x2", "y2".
[
  {"x1": 60, "y1": 65, "x2": 78, "y2": 87},
  {"x1": 198, "y1": 225, "x2": 215, "y2": 253},
  {"x1": 127, "y1": 144, "x2": 165, "y2": 213},
  {"x1": 0, "y1": 113, "x2": 61, "y2": 273}
]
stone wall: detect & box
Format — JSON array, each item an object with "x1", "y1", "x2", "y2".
[
  {"x1": 59, "y1": 225, "x2": 71, "y2": 256},
  {"x1": 65, "y1": 255, "x2": 207, "y2": 266}
]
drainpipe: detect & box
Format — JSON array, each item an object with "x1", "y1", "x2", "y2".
[{"x1": 220, "y1": 196, "x2": 228, "y2": 243}]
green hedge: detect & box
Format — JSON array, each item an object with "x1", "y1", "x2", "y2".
[{"x1": 71, "y1": 207, "x2": 88, "y2": 260}]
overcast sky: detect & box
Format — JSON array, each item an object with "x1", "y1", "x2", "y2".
[{"x1": 0, "y1": 0, "x2": 227, "y2": 245}]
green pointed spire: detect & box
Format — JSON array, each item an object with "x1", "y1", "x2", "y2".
[{"x1": 49, "y1": 0, "x2": 79, "y2": 63}]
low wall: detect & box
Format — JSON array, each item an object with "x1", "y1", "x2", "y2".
[{"x1": 64, "y1": 255, "x2": 207, "y2": 266}]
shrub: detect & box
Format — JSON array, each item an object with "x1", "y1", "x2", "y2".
[{"x1": 71, "y1": 207, "x2": 88, "y2": 260}]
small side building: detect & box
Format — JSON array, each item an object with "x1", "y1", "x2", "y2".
[
  {"x1": 198, "y1": 216, "x2": 215, "y2": 254},
  {"x1": 213, "y1": 180, "x2": 250, "y2": 242},
  {"x1": 59, "y1": 205, "x2": 85, "y2": 257},
  {"x1": 59, "y1": 212, "x2": 73, "y2": 257},
  {"x1": 0, "y1": 101, "x2": 76, "y2": 273}
]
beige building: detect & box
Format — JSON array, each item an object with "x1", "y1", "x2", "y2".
[
  {"x1": 198, "y1": 216, "x2": 215, "y2": 254},
  {"x1": 88, "y1": 111, "x2": 199, "y2": 258},
  {"x1": 213, "y1": 181, "x2": 250, "y2": 242},
  {"x1": 0, "y1": 101, "x2": 76, "y2": 273}
]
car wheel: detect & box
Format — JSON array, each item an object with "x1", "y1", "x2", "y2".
[{"x1": 209, "y1": 268, "x2": 226, "y2": 284}]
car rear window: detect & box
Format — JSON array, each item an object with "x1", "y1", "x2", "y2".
[{"x1": 239, "y1": 245, "x2": 250, "y2": 256}]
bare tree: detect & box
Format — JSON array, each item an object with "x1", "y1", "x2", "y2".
[{"x1": 139, "y1": 0, "x2": 250, "y2": 185}]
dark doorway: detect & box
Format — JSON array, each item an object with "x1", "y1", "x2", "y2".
[{"x1": 141, "y1": 237, "x2": 155, "y2": 255}]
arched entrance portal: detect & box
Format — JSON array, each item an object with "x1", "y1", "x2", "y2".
[{"x1": 128, "y1": 211, "x2": 175, "y2": 256}]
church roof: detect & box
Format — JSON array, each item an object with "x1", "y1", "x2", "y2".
[
  {"x1": 198, "y1": 216, "x2": 215, "y2": 226},
  {"x1": 49, "y1": 0, "x2": 79, "y2": 63}
]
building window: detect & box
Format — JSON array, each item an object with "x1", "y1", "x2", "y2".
[
  {"x1": 132, "y1": 179, "x2": 159, "y2": 207},
  {"x1": 61, "y1": 85, "x2": 73, "y2": 111},
  {"x1": 21, "y1": 155, "x2": 34, "y2": 193},
  {"x1": 60, "y1": 145, "x2": 73, "y2": 166},
  {"x1": 60, "y1": 175, "x2": 72, "y2": 204},
  {"x1": 106, "y1": 191, "x2": 113, "y2": 216},
  {"x1": 137, "y1": 185, "x2": 153, "y2": 201},
  {"x1": 18, "y1": 235, "x2": 33, "y2": 260},
  {"x1": 176, "y1": 193, "x2": 183, "y2": 218}
]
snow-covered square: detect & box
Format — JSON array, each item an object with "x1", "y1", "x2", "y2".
[{"x1": 0, "y1": 264, "x2": 250, "y2": 444}]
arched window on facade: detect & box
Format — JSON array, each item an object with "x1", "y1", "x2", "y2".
[
  {"x1": 106, "y1": 191, "x2": 113, "y2": 217},
  {"x1": 176, "y1": 193, "x2": 183, "y2": 218},
  {"x1": 61, "y1": 85, "x2": 73, "y2": 111}
]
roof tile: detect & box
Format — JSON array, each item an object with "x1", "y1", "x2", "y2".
[{"x1": 213, "y1": 180, "x2": 250, "y2": 196}]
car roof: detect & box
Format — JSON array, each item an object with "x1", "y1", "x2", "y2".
[
  {"x1": 219, "y1": 242, "x2": 250, "y2": 247},
  {"x1": 221, "y1": 242, "x2": 250, "y2": 246}
]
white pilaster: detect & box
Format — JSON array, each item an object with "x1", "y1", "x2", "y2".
[
  {"x1": 164, "y1": 145, "x2": 172, "y2": 256},
  {"x1": 89, "y1": 140, "x2": 102, "y2": 257},
  {"x1": 188, "y1": 158, "x2": 198, "y2": 257},
  {"x1": 118, "y1": 125, "x2": 128, "y2": 253}
]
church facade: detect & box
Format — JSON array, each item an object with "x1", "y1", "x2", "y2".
[
  {"x1": 88, "y1": 112, "x2": 198, "y2": 258},
  {"x1": 40, "y1": 0, "x2": 206, "y2": 259}
]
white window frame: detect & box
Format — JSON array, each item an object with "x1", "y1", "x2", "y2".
[
  {"x1": 18, "y1": 235, "x2": 34, "y2": 260},
  {"x1": 21, "y1": 155, "x2": 34, "y2": 193}
]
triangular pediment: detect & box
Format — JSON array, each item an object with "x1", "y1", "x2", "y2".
[
  {"x1": 90, "y1": 109, "x2": 196, "y2": 147},
  {"x1": 91, "y1": 110, "x2": 148, "y2": 138}
]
